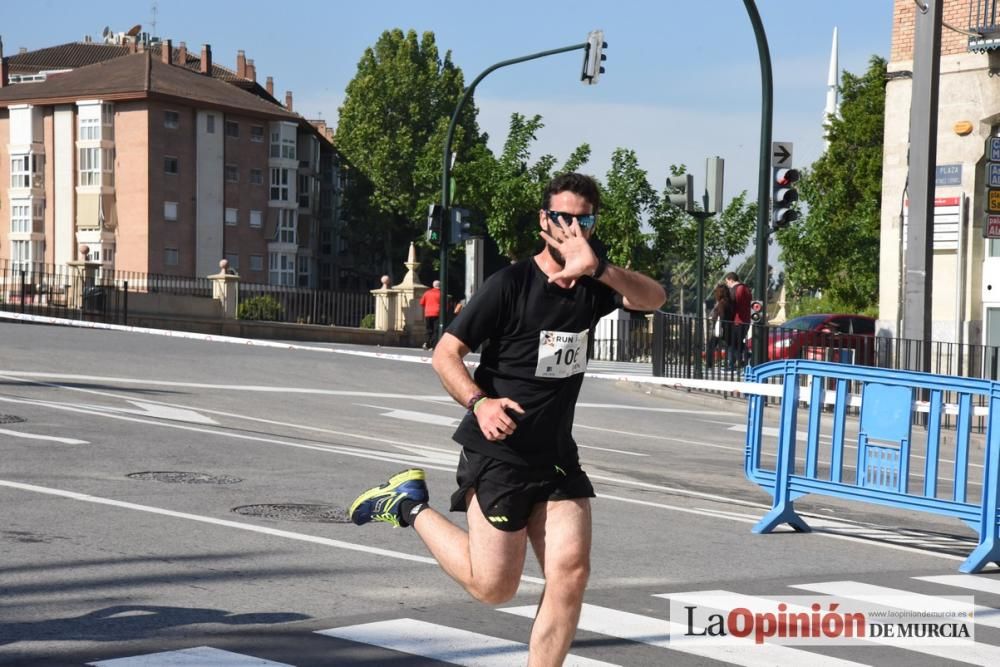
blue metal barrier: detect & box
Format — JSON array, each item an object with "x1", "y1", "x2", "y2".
[{"x1": 745, "y1": 359, "x2": 1000, "y2": 573}]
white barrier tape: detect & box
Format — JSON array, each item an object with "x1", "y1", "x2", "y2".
[{"x1": 2, "y1": 309, "x2": 991, "y2": 414}]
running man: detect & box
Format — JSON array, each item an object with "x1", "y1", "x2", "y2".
[{"x1": 349, "y1": 172, "x2": 666, "y2": 666}]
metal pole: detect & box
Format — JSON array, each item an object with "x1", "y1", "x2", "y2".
[
  {"x1": 742, "y1": 0, "x2": 773, "y2": 366},
  {"x1": 902, "y1": 0, "x2": 942, "y2": 372},
  {"x1": 694, "y1": 212, "x2": 707, "y2": 379},
  {"x1": 440, "y1": 42, "x2": 587, "y2": 341}
]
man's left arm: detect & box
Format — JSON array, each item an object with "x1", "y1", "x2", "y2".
[{"x1": 597, "y1": 264, "x2": 667, "y2": 312}]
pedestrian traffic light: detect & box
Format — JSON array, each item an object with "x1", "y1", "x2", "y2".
[
  {"x1": 450, "y1": 207, "x2": 480, "y2": 242},
  {"x1": 667, "y1": 174, "x2": 694, "y2": 212},
  {"x1": 426, "y1": 203, "x2": 443, "y2": 243},
  {"x1": 771, "y1": 168, "x2": 800, "y2": 230},
  {"x1": 750, "y1": 300, "x2": 764, "y2": 324},
  {"x1": 581, "y1": 30, "x2": 606, "y2": 85}
]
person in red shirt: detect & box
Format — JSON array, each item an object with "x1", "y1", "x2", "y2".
[
  {"x1": 419, "y1": 280, "x2": 442, "y2": 350},
  {"x1": 724, "y1": 272, "x2": 752, "y2": 368}
]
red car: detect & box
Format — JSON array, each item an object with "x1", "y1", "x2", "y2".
[{"x1": 766, "y1": 313, "x2": 877, "y2": 363}]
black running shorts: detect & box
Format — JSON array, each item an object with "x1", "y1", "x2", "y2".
[{"x1": 449, "y1": 448, "x2": 595, "y2": 532}]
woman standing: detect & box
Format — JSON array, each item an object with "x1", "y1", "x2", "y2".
[{"x1": 707, "y1": 284, "x2": 734, "y2": 371}]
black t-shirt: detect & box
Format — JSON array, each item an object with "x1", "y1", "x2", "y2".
[{"x1": 445, "y1": 258, "x2": 621, "y2": 467}]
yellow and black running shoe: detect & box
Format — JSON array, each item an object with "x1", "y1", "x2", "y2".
[{"x1": 348, "y1": 468, "x2": 428, "y2": 527}]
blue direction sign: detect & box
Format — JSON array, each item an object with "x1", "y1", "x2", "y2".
[
  {"x1": 991, "y1": 137, "x2": 1000, "y2": 162},
  {"x1": 989, "y1": 163, "x2": 1000, "y2": 188}
]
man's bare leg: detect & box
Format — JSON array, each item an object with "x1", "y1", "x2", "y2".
[
  {"x1": 411, "y1": 490, "x2": 528, "y2": 604},
  {"x1": 524, "y1": 498, "x2": 592, "y2": 667}
]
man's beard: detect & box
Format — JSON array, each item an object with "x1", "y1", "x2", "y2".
[{"x1": 547, "y1": 243, "x2": 566, "y2": 267}]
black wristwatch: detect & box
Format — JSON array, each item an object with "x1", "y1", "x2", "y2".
[{"x1": 592, "y1": 258, "x2": 608, "y2": 280}]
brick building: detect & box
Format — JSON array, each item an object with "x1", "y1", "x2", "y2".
[
  {"x1": 881, "y1": 0, "x2": 1000, "y2": 353},
  {"x1": 0, "y1": 33, "x2": 361, "y2": 289}
]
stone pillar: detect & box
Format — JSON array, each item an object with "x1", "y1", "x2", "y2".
[
  {"x1": 371, "y1": 275, "x2": 396, "y2": 331},
  {"x1": 208, "y1": 259, "x2": 240, "y2": 319},
  {"x1": 66, "y1": 244, "x2": 101, "y2": 311},
  {"x1": 391, "y1": 242, "x2": 428, "y2": 334},
  {"x1": 770, "y1": 284, "x2": 788, "y2": 325}
]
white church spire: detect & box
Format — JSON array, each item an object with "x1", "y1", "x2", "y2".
[{"x1": 824, "y1": 26, "x2": 839, "y2": 148}]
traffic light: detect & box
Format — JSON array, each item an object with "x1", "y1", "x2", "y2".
[
  {"x1": 771, "y1": 168, "x2": 800, "y2": 229},
  {"x1": 581, "y1": 30, "x2": 606, "y2": 85},
  {"x1": 667, "y1": 174, "x2": 694, "y2": 212},
  {"x1": 426, "y1": 203, "x2": 443, "y2": 243},
  {"x1": 450, "y1": 207, "x2": 480, "y2": 242},
  {"x1": 750, "y1": 300, "x2": 764, "y2": 324}
]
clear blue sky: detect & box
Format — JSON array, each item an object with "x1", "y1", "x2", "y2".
[{"x1": 3, "y1": 0, "x2": 893, "y2": 210}]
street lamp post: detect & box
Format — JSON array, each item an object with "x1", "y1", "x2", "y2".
[
  {"x1": 742, "y1": 0, "x2": 773, "y2": 367},
  {"x1": 438, "y1": 37, "x2": 599, "y2": 341}
]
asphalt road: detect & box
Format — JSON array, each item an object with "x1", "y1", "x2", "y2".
[{"x1": 0, "y1": 319, "x2": 996, "y2": 666}]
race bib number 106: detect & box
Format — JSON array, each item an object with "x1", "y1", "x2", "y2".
[{"x1": 535, "y1": 329, "x2": 589, "y2": 379}]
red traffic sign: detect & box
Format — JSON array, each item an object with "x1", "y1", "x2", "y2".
[{"x1": 987, "y1": 214, "x2": 1000, "y2": 239}]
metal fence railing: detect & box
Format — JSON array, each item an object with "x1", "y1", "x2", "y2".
[{"x1": 238, "y1": 282, "x2": 373, "y2": 328}]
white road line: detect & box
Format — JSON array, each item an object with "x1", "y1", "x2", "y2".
[
  {"x1": 790, "y1": 582, "x2": 1000, "y2": 629},
  {"x1": 357, "y1": 403, "x2": 461, "y2": 427},
  {"x1": 577, "y1": 443, "x2": 649, "y2": 456},
  {"x1": 89, "y1": 645, "x2": 293, "y2": 666},
  {"x1": 316, "y1": 618, "x2": 617, "y2": 667},
  {"x1": 502, "y1": 603, "x2": 869, "y2": 666},
  {"x1": 658, "y1": 590, "x2": 988, "y2": 665},
  {"x1": 576, "y1": 424, "x2": 743, "y2": 452},
  {"x1": 0, "y1": 428, "x2": 88, "y2": 445},
  {"x1": 0, "y1": 478, "x2": 546, "y2": 586},
  {"x1": 915, "y1": 574, "x2": 1000, "y2": 596}
]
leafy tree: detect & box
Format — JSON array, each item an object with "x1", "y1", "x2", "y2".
[
  {"x1": 335, "y1": 29, "x2": 488, "y2": 275},
  {"x1": 484, "y1": 113, "x2": 590, "y2": 260},
  {"x1": 651, "y1": 165, "x2": 757, "y2": 312},
  {"x1": 776, "y1": 56, "x2": 887, "y2": 312},
  {"x1": 598, "y1": 149, "x2": 657, "y2": 273}
]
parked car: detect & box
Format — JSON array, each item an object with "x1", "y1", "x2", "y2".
[{"x1": 767, "y1": 313, "x2": 877, "y2": 364}]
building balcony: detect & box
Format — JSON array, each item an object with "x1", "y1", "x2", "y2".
[{"x1": 970, "y1": 0, "x2": 1000, "y2": 51}]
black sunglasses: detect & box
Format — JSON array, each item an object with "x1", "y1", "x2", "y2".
[{"x1": 546, "y1": 210, "x2": 596, "y2": 230}]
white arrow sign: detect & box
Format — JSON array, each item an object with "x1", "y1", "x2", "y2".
[
  {"x1": 81, "y1": 400, "x2": 218, "y2": 425},
  {"x1": 772, "y1": 141, "x2": 793, "y2": 168}
]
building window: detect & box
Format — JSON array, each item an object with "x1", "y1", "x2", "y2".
[
  {"x1": 164, "y1": 248, "x2": 179, "y2": 266},
  {"x1": 298, "y1": 174, "x2": 310, "y2": 208},
  {"x1": 11, "y1": 204, "x2": 31, "y2": 233},
  {"x1": 250, "y1": 168, "x2": 263, "y2": 185},
  {"x1": 277, "y1": 209, "x2": 296, "y2": 244},
  {"x1": 80, "y1": 116, "x2": 100, "y2": 140},
  {"x1": 225, "y1": 207, "x2": 238, "y2": 225},
  {"x1": 297, "y1": 255, "x2": 310, "y2": 287},
  {"x1": 103, "y1": 247, "x2": 115, "y2": 263},
  {"x1": 250, "y1": 254, "x2": 264, "y2": 272},
  {"x1": 225, "y1": 164, "x2": 239, "y2": 182},
  {"x1": 164, "y1": 110, "x2": 180, "y2": 129},
  {"x1": 224, "y1": 253, "x2": 240, "y2": 271},
  {"x1": 269, "y1": 129, "x2": 296, "y2": 159},
  {"x1": 164, "y1": 156, "x2": 178, "y2": 175},
  {"x1": 206, "y1": 113, "x2": 215, "y2": 133},
  {"x1": 164, "y1": 201, "x2": 178, "y2": 221},
  {"x1": 225, "y1": 120, "x2": 239, "y2": 138},
  {"x1": 11, "y1": 239, "x2": 42, "y2": 268},
  {"x1": 102, "y1": 103, "x2": 114, "y2": 126},
  {"x1": 269, "y1": 252, "x2": 295, "y2": 286},
  {"x1": 10, "y1": 155, "x2": 30, "y2": 188},
  {"x1": 270, "y1": 168, "x2": 290, "y2": 201},
  {"x1": 250, "y1": 125, "x2": 264, "y2": 142},
  {"x1": 79, "y1": 147, "x2": 100, "y2": 186},
  {"x1": 250, "y1": 209, "x2": 263, "y2": 228}
]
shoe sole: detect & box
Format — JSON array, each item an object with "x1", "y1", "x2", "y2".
[{"x1": 348, "y1": 468, "x2": 426, "y2": 519}]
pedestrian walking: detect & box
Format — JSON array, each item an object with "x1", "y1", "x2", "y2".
[
  {"x1": 348, "y1": 173, "x2": 666, "y2": 666},
  {"x1": 420, "y1": 279, "x2": 442, "y2": 350},
  {"x1": 724, "y1": 271, "x2": 752, "y2": 367}
]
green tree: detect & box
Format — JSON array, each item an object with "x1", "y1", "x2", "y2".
[
  {"x1": 651, "y1": 165, "x2": 757, "y2": 312},
  {"x1": 598, "y1": 148, "x2": 657, "y2": 273},
  {"x1": 335, "y1": 29, "x2": 488, "y2": 274},
  {"x1": 776, "y1": 55, "x2": 886, "y2": 313},
  {"x1": 484, "y1": 113, "x2": 590, "y2": 260}
]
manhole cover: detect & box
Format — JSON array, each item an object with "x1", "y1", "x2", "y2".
[
  {"x1": 232, "y1": 504, "x2": 350, "y2": 523},
  {"x1": 127, "y1": 471, "x2": 243, "y2": 484},
  {"x1": 0, "y1": 415, "x2": 25, "y2": 424}
]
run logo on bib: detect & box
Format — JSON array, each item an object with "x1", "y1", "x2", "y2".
[{"x1": 535, "y1": 330, "x2": 588, "y2": 378}]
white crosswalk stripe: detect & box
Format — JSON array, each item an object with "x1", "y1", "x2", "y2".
[
  {"x1": 88, "y1": 646, "x2": 294, "y2": 666},
  {"x1": 790, "y1": 580, "x2": 1000, "y2": 629},
  {"x1": 502, "y1": 602, "x2": 869, "y2": 666},
  {"x1": 83, "y1": 574, "x2": 1000, "y2": 666},
  {"x1": 659, "y1": 589, "x2": 997, "y2": 666},
  {"x1": 316, "y1": 617, "x2": 619, "y2": 666}
]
